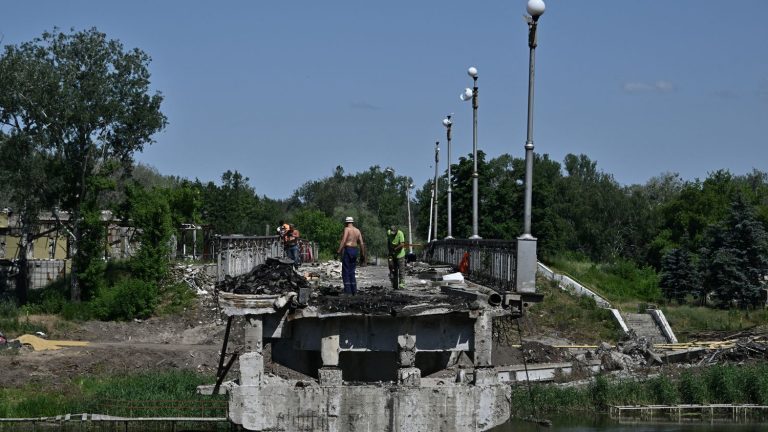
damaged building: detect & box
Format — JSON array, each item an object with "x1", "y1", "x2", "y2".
[{"x1": 0, "y1": 209, "x2": 139, "y2": 292}]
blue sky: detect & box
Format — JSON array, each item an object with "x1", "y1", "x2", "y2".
[{"x1": 2, "y1": 1, "x2": 767, "y2": 199}]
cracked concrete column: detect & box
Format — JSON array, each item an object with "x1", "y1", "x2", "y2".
[
  {"x1": 397, "y1": 333, "x2": 420, "y2": 386},
  {"x1": 240, "y1": 315, "x2": 263, "y2": 385},
  {"x1": 473, "y1": 312, "x2": 496, "y2": 385},
  {"x1": 319, "y1": 318, "x2": 342, "y2": 386},
  {"x1": 473, "y1": 312, "x2": 492, "y2": 367}
]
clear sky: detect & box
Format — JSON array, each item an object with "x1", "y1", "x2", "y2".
[{"x1": 2, "y1": 1, "x2": 767, "y2": 199}]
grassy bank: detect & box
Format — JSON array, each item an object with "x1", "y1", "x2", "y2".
[
  {"x1": 0, "y1": 370, "x2": 225, "y2": 418},
  {"x1": 510, "y1": 364, "x2": 768, "y2": 416},
  {"x1": 662, "y1": 305, "x2": 768, "y2": 336},
  {"x1": 527, "y1": 278, "x2": 621, "y2": 343},
  {"x1": 543, "y1": 255, "x2": 768, "y2": 339},
  {"x1": 545, "y1": 256, "x2": 660, "y2": 303}
]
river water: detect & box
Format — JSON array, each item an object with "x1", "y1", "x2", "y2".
[{"x1": 491, "y1": 416, "x2": 768, "y2": 431}]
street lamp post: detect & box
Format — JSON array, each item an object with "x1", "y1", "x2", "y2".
[
  {"x1": 385, "y1": 167, "x2": 414, "y2": 255},
  {"x1": 461, "y1": 67, "x2": 481, "y2": 239},
  {"x1": 432, "y1": 141, "x2": 440, "y2": 241},
  {"x1": 516, "y1": 0, "x2": 545, "y2": 294},
  {"x1": 442, "y1": 115, "x2": 453, "y2": 239},
  {"x1": 405, "y1": 182, "x2": 414, "y2": 254}
]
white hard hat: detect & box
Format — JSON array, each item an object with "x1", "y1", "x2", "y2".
[{"x1": 345, "y1": 216, "x2": 354, "y2": 223}]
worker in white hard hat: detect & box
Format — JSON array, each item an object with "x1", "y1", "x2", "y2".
[{"x1": 337, "y1": 216, "x2": 366, "y2": 294}]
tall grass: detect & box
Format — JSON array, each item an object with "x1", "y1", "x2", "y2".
[
  {"x1": 663, "y1": 305, "x2": 768, "y2": 335},
  {"x1": 0, "y1": 301, "x2": 47, "y2": 337},
  {"x1": 0, "y1": 370, "x2": 226, "y2": 418},
  {"x1": 546, "y1": 256, "x2": 661, "y2": 302},
  {"x1": 528, "y1": 279, "x2": 622, "y2": 343},
  {"x1": 510, "y1": 364, "x2": 768, "y2": 416}
]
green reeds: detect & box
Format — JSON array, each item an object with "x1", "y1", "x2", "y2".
[
  {"x1": 0, "y1": 370, "x2": 225, "y2": 418},
  {"x1": 510, "y1": 364, "x2": 768, "y2": 416}
]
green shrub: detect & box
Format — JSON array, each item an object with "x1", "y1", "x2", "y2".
[
  {"x1": 91, "y1": 278, "x2": 158, "y2": 321},
  {"x1": 60, "y1": 301, "x2": 95, "y2": 321},
  {"x1": 155, "y1": 282, "x2": 196, "y2": 315}
]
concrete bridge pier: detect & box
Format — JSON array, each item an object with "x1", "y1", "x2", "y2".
[{"x1": 320, "y1": 319, "x2": 342, "y2": 386}]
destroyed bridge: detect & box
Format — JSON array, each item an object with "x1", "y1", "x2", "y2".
[{"x1": 206, "y1": 235, "x2": 544, "y2": 431}]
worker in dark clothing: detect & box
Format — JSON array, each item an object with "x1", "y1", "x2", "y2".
[
  {"x1": 387, "y1": 224, "x2": 406, "y2": 290},
  {"x1": 337, "y1": 216, "x2": 365, "y2": 294}
]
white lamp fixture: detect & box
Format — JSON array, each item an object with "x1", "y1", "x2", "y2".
[{"x1": 526, "y1": 0, "x2": 546, "y2": 18}]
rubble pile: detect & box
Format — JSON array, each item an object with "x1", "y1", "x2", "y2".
[
  {"x1": 169, "y1": 264, "x2": 215, "y2": 295},
  {"x1": 698, "y1": 338, "x2": 768, "y2": 364},
  {"x1": 577, "y1": 333, "x2": 663, "y2": 371},
  {"x1": 218, "y1": 257, "x2": 309, "y2": 295},
  {"x1": 314, "y1": 261, "x2": 342, "y2": 278},
  {"x1": 312, "y1": 287, "x2": 470, "y2": 316},
  {"x1": 617, "y1": 333, "x2": 663, "y2": 365},
  {"x1": 521, "y1": 341, "x2": 569, "y2": 363}
]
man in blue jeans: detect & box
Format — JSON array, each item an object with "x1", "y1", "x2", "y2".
[
  {"x1": 337, "y1": 216, "x2": 366, "y2": 294},
  {"x1": 283, "y1": 224, "x2": 301, "y2": 269}
]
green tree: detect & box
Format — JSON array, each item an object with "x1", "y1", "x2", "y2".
[
  {"x1": 0, "y1": 132, "x2": 51, "y2": 304},
  {"x1": 292, "y1": 208, "x2": 342, "y2": 257},
  {"x1": 123, "y1": 185, "x2": 173, "y2": 283},
  {"x1": 0, "y1": 28, "x2": 167, "y2": 301},
  {"x1": 700, "y1": 196, "x2": 768, "y2": 307},
  {"x1": 198, "y1": 171, "x2": 262, "y2": 234},
  {"x1": 659, "y1": 248, "x2": 700, "y2": 303}
]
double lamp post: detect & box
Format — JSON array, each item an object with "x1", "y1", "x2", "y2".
[{"x1": 429, "y1": 0, "x2": 545, "y2": 294}]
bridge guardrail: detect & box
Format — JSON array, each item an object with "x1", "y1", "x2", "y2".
[
  {"x1": 215, "y1": 235, "x2": 318, "y2": 282},
  {"x1": 423, "y1": 239, "x2": 517, "y2": 293}
]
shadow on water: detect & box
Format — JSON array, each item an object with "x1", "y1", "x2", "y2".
[{"x1": 491, "y1": 415, "x2": 768, "y2": 432}]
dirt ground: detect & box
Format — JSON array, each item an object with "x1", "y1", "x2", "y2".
[
  {"x1": 0, "y1": 300, "x2": 228, "y2": 389},
  {"x1": 1, "y1": 309, "x2": 575, "y2": 391}
]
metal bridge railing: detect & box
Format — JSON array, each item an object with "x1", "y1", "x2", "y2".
[
  {"x1": 423, "y1": 239, "x2": 517, "y2": 293},
  {"x1": 215, "y1": 235, "x2": 319, "y2": 282}
]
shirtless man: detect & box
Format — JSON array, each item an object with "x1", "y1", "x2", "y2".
[{"x1": 337, "y1": 216, "x2": 366, "y2": 294}]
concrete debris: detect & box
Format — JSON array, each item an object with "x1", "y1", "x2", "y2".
[
  {"x1": 316, "y1": 260, "x2": 342, "y2": 278},
  {"x1": 583, "y1": 334, "x2": 663, "y2": 371},
  {"x1": 218, "y1": 257, "x2": 310, "y2": 295},
  {"x1": 169, "y1": 263, "x2": 215, "y2": 296},
  {"x1": 618, "y1": 332, "x2": 663, "y2": 365}
]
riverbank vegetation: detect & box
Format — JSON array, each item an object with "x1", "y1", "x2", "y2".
[
  {"x1": 0, "y1": 370, "x2": 225, "y2": 419},
  {"x1": 510, "y1": 364, "x2": 768, "y2": 416}
]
